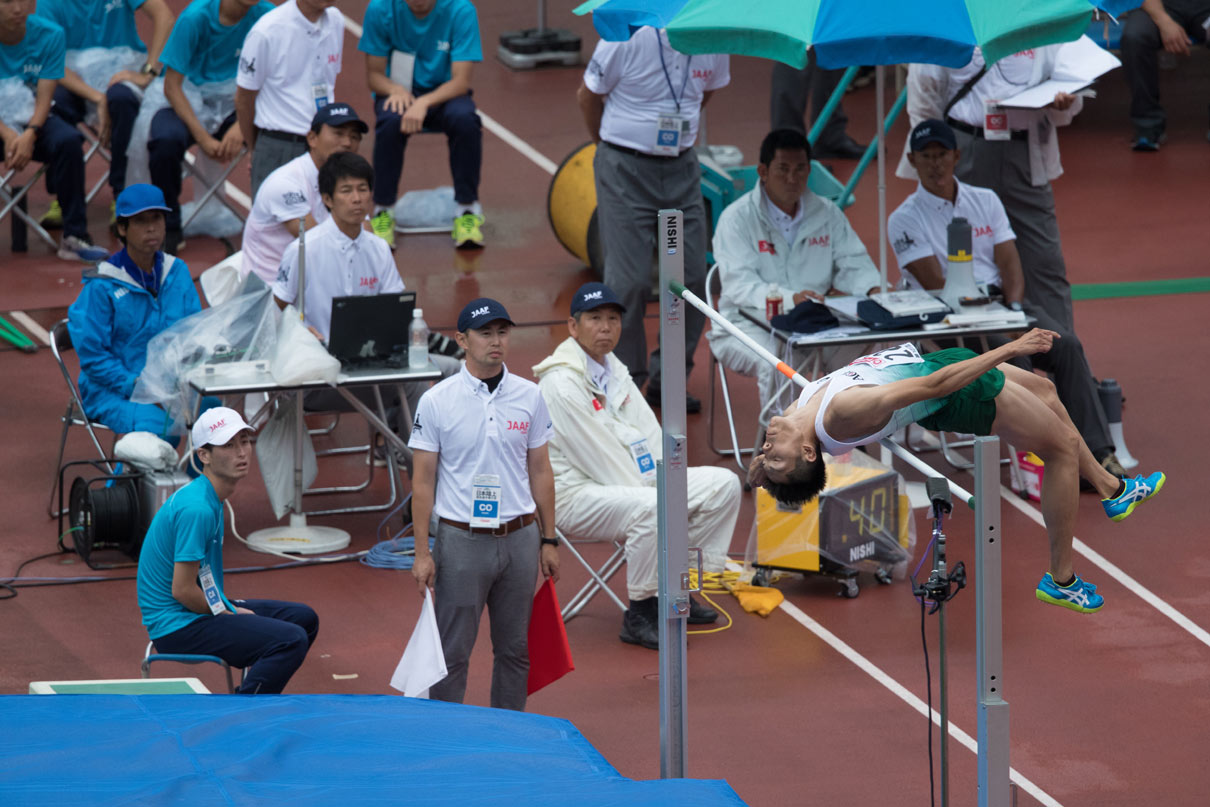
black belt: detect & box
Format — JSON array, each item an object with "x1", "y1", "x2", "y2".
[
  {"x1": 602, "y1": 141, "x2": 688, "y2": 160},
  {"x1": 946, "y1": 117, "x2": 1028, "y2": 142},
  {"x1": 257, "y1": 129, "x2": 308, "y2": 144},
  {"x1": 439, "y1": 513, "x2": 536, "y2": 537}
]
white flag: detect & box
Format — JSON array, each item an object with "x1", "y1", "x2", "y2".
[{"x1": 389, "y1": 589, "x2": 448, "y2": 698}]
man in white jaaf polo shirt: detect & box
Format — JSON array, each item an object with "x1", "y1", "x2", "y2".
[
  {"x1": 241, "y1": 103, "x2": 366, "y2": 285},
  {"x1": 889, "y1": 119, "x2": 1124, "y2": 480},
  {"x1": 235, "y1": 0, "x2": 344, "y2": 195},
  {"x1": 409, "y1": 298, "x2": 559, "y2": 711}
]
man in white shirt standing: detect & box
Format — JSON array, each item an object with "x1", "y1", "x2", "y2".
[
  {"x1": 235, "y1": 0, "x2": 344, "y2": 196},
  {"x1": 710, "y1": 128, "x2": 881, "y2": 407},
  {"x1": 889, "y1": 119, "x2": 1126, "y2": 480},
  {"x1": 898, "y1": 46, "x2": 1082, "y2": 334},
  {"x1": 241, "y1": 103, "x2": 366, "y2": 285},
  {"x1": 533, "y1": 282, "x2": 739, "y2": 649},
  {"x1": 577, "y1": 27, "x2": 730, "y2": 414},
  {"x1": 409, "y1": 298, "x2": 560, "y2": 711}
]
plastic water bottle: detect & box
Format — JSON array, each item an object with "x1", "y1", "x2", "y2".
[{"x1": 408, "y1": 308, "x2": 429, "y2": 368}]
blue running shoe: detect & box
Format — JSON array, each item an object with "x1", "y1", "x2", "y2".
[
  {"x1": 1036, "y1": 573, "x2": 1104, "y2": 613},
  {"x1": 1102, "y1": 471, "x2": 1166, "y2": 522}
]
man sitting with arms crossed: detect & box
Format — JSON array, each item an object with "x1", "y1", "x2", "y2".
[
  {"x1": 241, "y1": 103, "x2": 367, "y2": 286},
  {"x1": 534, "y1": 282, "x2": 739, "y2": 649},
  {"x1": 709, "y1": 129, "x2": 881, "y2": 407},
  {"x1": 889, "y1": 119, "x2": 1126, "y2": 481},
  {"x1": 137, "y1": 407, "x2": 319, "y2": 694},
  {"x1": 749, "y1": 332, "x2": 1165, "y2": 614},
  {"x1": 68, "y1": 184, "x2": 204, "y2": 438},
  {"x1": 409, "y1": 298, "x2": 560, "y2": 710}
]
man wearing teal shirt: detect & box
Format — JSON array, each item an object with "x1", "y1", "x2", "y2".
[
  {"x1": 358, "y1": 0, "x2": 485, "y2": 249},
  {"x1": 37, "y1": 0, "x2": 175, "y2": 223},
  {"x1": 0, "y1": 0, "x2": 106, "y2": 261},
  {"x1": 137, "y1": 406, "x2": 318, "y2": 694},
  {"x1": 148, "y1": 0, "x2": 272, "y2": 252}
]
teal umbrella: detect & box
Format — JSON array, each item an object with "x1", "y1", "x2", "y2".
[{"x1": 575, "y1": 0, "x2": 1137, "y2": 68}]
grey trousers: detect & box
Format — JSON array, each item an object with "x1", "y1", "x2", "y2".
[
  {"x1": 593, "y1": 143, "x2": 707, "y2": 390},
  {"x1": 251, "y1": 134, "x2": 309, "y2": 200},
  {"x1": 1120, "y1": 1, "x2": 1210, "y2": 133},
  {"x1": 429, "y1": 519, "x2": 540, "y2": 711},
  {"x1": 954, "y1": 130, "x2": 1075, "y2": 334},
  {"x1": 769, "y1": 51, "x2": 849, "y2": 148}
]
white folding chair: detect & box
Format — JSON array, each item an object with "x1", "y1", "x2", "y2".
[
  {"x1": 559, "y1": 529, "x2": 628, "y2": 622},
  {"x1": 181, "y1": 147, "x2": 250, "y2": 231},
  {"x1": 46, "y1": 318, "x2": 116, "y2": 518},
  {"x1": 704, "y1": 263, "x2": 757, "y2": 471}
]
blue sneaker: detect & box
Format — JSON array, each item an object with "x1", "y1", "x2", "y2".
[
  {"x1": 1036, "y1": 573, "x2": 1104, "y2": 614},
  {"x1": 1102, "y1": 471, "x2": 1166, "y2": 522},
  {"x1": 58, "y1": 234, "x2": 108, "y2": 263}
]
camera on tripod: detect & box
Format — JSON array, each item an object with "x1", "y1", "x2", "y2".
[{"x1": 57, "y1": 459, "x2": 191, "y2": 569}]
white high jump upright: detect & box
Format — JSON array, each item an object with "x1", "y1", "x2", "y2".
[{"x1": 656, "y1": 208, "x2": 691, "y2": 779}]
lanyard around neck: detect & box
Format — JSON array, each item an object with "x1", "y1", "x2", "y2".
[{"x1": 654, "y1": 29, "x2": 692, "y2": 113}]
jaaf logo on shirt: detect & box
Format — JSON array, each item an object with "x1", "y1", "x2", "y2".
[
  {"x1": 758, "y1": 240, "x2": 776, "y2": 255},
  {"x1": 359, "y1": 277, "x2": 379, "y2": 289},
  {"x1": 506, "y1": 420, "x2": 530, "y2": 434},
  {"x1": 973, "y1": 225, "x2": 993, "y2": 238},
  {"x1": 808, "y1": 234, "x2": 830, "y2": 248}
]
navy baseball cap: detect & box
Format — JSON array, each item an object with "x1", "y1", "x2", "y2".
[
  {"x1": 909, "y1": 119, "x2": 957, "y2": 152},
  {"x1": 311, "y1": 103, "x2": 369, "y2": 134},
  {"x1": 457, "y1": 298, "x2": 514, "y2": 332},
  {"x1": 570, "y1": 281, "x2": 626, "y2": 316},
  {"x1": 115, "y1": 184, "x2": 171, "y2": 218}
]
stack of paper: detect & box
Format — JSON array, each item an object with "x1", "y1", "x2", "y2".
[{"x1": 999, "y1": 36, "x2": 1121, "y2": 109}]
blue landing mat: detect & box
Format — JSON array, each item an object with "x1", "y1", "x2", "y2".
[{"x1": 1, "y1": 694, "x2": 746, "y2": 806}]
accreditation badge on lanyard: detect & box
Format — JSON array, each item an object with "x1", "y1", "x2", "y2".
[
  {"x1": 652, "y1": 30, "x2": 692, "y2": 156},
  {"x1": 983, "y1": 99, "x2": 1010, "y2": 140},
  {"x1": 629, "y1": 438, "x2": 656, "y2": 481},
  {"x1": 198, "y1": 561, "x2": 227, "y2": 615},
  {"x1": 312, "y1": 83, "x2": 330, "y2": 111},
  {"x1": 470, "y1": 473, "x2": 501, "y2": 528}
]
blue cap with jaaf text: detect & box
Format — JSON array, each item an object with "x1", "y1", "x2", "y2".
[
  {"x1": 570, "y1": 281, "x2": 626, "y2": 316},
  {"x1": 457, "y1": 298, "x2": 515, "y2": 332}
]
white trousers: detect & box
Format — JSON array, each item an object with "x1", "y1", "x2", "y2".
[{"x1": 556, "y1": 466, "x2": 741, "y2": 600}]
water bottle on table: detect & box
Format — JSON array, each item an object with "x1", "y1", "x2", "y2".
[{"x1": 409, "y1": 308, "x2": 429, "y2": 368}]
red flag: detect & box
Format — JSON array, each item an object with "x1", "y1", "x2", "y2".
[{"x1": 527, "y1": 578, "x2": 574, "y2": 694}]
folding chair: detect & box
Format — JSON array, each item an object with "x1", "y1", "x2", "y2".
[
  {"x1": 46, "y1": 318, "x2": 116, "y2": 518},
  {"x1": 181, "y1": 147, "x2": 250, "y2": 231},
  {"x1": 704, "y1": 263, "x2": 757, "y2": 471},
  {"x1": 1, "y1": 163, "x2": 58, "y2": 253},
  {"x1": 559, "y1": 529, "x2": 628, "y2": 622},
  {"x1": 142, "y1": 641, "x2": 243, "y2": 694},
  {"x1": 79, "y1": 122, "x2": 111, "y2": 206}
]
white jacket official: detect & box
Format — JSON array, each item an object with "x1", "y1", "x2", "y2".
[
  {"x1": 707, "y1": 185, "x2": 880, "y2": 405},
  {"x1": 533, "y1": 337, "x2": 739, "y2": 600}
]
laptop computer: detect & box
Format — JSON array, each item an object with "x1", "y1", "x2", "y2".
[{"x1": 327, "y1": 292, "x2": 416, "y2": 369}]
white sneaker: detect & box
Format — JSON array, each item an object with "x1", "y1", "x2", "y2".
[{"x1": 58, "y1": 235, "x2": 108, "y2": 263}]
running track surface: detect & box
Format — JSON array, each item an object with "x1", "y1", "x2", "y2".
[{"x1": 3, "y1": 5, "x2": 1209, "y2": 805}]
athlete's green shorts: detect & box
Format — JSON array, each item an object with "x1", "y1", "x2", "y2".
[{"x1": 914, "y1": 348, "x2": 1005, "y2": 435}]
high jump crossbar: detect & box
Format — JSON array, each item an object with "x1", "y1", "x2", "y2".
[{"x1": 664, "y1": 269, "x2": 1011, "y2": 806}]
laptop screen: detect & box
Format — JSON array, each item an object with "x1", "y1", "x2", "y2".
[{"x1": 327, "y1": 292, "x2": 416, "y2": 366}]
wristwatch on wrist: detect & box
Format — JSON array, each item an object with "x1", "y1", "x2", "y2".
[
  {"x1": 141, "y1": 62, "x2": 160, "y2": 77},
  {"x1": 540, "y1": 536, "x2": 560, "y2": 547}
]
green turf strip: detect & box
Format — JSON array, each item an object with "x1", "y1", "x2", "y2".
[{"x1": 1072, "y1": 277, "x2": 1210, "y2": 300}]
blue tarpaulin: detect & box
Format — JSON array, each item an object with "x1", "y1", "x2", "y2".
[{"x1": 2, "y1": 694, "x2": 747, "y2": 806}]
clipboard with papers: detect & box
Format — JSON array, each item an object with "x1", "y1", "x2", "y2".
[{"x1": 997, "y1": 35, "x2": 1121, "y2": 109}]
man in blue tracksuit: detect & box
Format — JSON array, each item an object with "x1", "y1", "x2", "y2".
[{"x1": 67, "y1": 183, "x2": 202, "y2": 437}]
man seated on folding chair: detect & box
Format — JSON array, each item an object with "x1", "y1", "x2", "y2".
[
  {"x1": 150, "y1": 0, "x2": 274, "y2": 253},
  {"x1": 240, "y1": 103, "x2": 366, "y2": 286},
  {"x1": 358, "y1": 0, "x2": 486, "y2": 250},
  {"x1": 533, "y1": 282, "x2": 741, "y2": 650},
  {"x1": 271, "y1": 153, "x2": 459, "y2": 466},
  {"x1": 67, "y1": 183, "x2": 207, "y2": 441},
  {"x1": 137, "y1": 406, "x2": 318, "y2": 694},
  {"x1": 0, "y1": 3, "x2": 107, "y2": 262},
  {"x1": 708, "y1": 128, "x2": 881, "y2": 408},
  {"x1": 888, "y1": 119, "x2": 1127, "y2": 482},
  {"x1": 36, "y1": 0, "x2": 175, "y2": 229}
]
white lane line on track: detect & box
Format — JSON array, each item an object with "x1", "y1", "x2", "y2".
[
  {"x1": 773, "y1": 592, "x2": 1065, "y2": 807},
  {"x1": 8, "y1": 310, "x2": 49, "y2": 346},
  {"x1": 996, "y1": 482, "x2": 1210, "y2": 649},
  {"x1": 340, "y1": 14, "x2": 559, "y2": 177}
]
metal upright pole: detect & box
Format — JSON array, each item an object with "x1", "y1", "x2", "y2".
[
  {"x1": 935, "y1": 515, "x2": 950, "y2": 807},
  {"x1": 974, "y1": 437, "x2": 1010, "y2": 807},
  {"x1": 657, "y1": 208, "x2": 690, "y2": 779}
]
